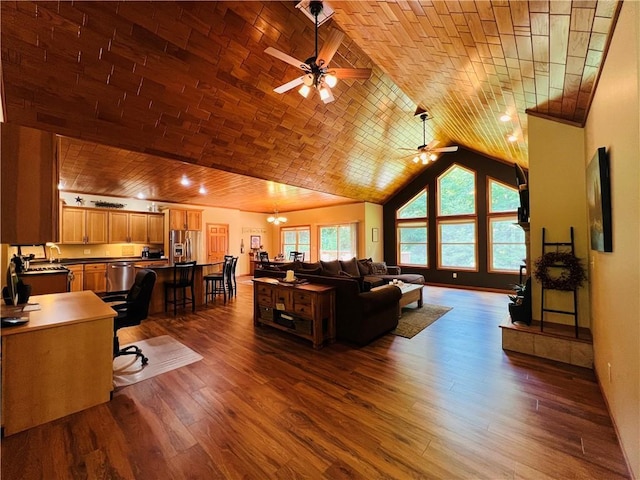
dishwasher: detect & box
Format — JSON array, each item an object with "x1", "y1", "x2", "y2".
[{"x1": 106, "y1": 262, "x2": 136, "y2": 293}]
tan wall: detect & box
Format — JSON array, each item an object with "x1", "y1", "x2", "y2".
[
  {"x1": 527, "y1": 116, "x2": 589, "y2": 326},
  {"x1": 364, "y1": 202, "x2": 384, "y2": 261},
  {"x1": 583, "y1": 2, "x2": 640, "y2": 476}
]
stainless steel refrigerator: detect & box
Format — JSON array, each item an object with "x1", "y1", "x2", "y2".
[{"x1": 169, "y1": 230, "x2": 200, "y2": 264}]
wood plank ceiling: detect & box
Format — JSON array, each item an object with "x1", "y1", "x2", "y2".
[{"x1": 0, "y1": 1, "x2": 621, "y2": 213}]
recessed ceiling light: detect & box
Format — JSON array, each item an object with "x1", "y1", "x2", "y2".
[
  {"x1": 507, "y1": 134, "x2": 518, "y2": 143},
  {"x1": 57, "y1": 182, "x2": 65, "y2": 190},
  {"x1": 180, "y1": 175, "x2": 190, "y2": 186},
  {"x1": 137, "y1": 192, "x2": 146, "y2": 199},
  {"x1": 500, "y1": 114, "x2": 511, "y2": 122},
  {"x1": 199, "y1": 186, "x2": 206, "y2": 194}
]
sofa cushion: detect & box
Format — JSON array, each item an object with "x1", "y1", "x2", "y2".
[
  {"x1": 357, "y1": 258, "x2": 373, "y2": 276},
  {"x1": 370, "y1": 261, "x2": 388, "y2": 275},
  {"x1": 340, "y1": 257, "x2": 361, "y2": 277},
  {"x1": 320, "y1": 259, "x2": 342, "y2": 275}
]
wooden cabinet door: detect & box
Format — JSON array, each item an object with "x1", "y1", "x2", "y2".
[
  {"x1": 1, "y1": 124, "x2": 58, "y2": 245},
  {"x1": 186, "y1": 210, "x2": 202, "y2": 231},
  {"x1": 84, "y1": 263, "x2": 106, "y2": 293},
  {"x1": 67, "y1": 265, "x2": 84, "y2": 292},
  {"x1": 169, "y1": 209, "x2": 186, "y2": 230},
  {"x1": 147, "y1": 214, "x2": 165, "y2": 244},
  {"x1": 108, "y1": 212, "x2": 130, "y2": 243},
  {"x1": 85, "y1": 210, "x2": 108, "y2": 244},
  {"x1": 61, "y1": 207, "x2": 87, "y2": 244},
  {"x1": 129, "y1": 213, "x2": 148, "y2": 243}
]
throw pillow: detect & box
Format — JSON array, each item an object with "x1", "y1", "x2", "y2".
[
  {"x1": 357, "y1": 258, "x2": 373, "y2": 276},
  {"x1": 370, "y1": 261, "x2": 388, "y2": 275},
  {"x1": 340, "y1": 257, "x2": 361, "y2": 277},
  {"x1": 320, "y1": 259, "x2": 341, "y2": 275}
]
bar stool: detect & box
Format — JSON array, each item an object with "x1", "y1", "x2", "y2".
[
  {"x1": 289, "y1": 251, "x2": 305, "y2": 261},
  {"x1": 204, "y1": 256, "x2": 233, "y2": 304},
  {"x1": 227, "y1": 256, "x2": 239, "y2": 297},
  {"x1": 164, "y1": 261, "x2": 196, "y2": 315}
]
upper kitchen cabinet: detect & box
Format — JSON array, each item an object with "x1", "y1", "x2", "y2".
[
  {"x1": 1, "y1": 124, "x2": 59, "y2": 245},
  {"x1": 168, "y1": 209, "x2": 202, "y2": 231},
  {"x1": 109, "y1": 211, "x2": 164, "y2": 244},
  {"x1": 61, "y1": 207, "x2": 108, "y2": 244}
]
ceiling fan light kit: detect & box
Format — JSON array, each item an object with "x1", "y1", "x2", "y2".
[
  {"x1": 265, "y1": 0, "x2": 371, "y2": 104},
  {"x1": 267, "y1": 211, "x2": 287, "y2": 225},
  {"x1": 403, "y1": 112, "x2": 459, "y2": 165}
]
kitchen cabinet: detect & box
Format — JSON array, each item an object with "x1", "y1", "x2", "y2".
[
  {"x1": 109, "y1": 211, "x2": 164, "y2": 244},
  {"x1": 168, "y1": 209, "x2": 202, "y2": 231},
  {"x1": 67, "y1": 265, "x2": 84, "y2": 292},
  {"x1": 83, "y1": 263, "x2": 107, "y2": 293},
  {"x1": 147, "y1": 214, "x2": 165, "y2": 244},
  {"x1": 1, "y1": 124, "x2": 59, "y2": 245},
  {"x1": 61, "y1": 207, "x2": 108, "y2": 244}
]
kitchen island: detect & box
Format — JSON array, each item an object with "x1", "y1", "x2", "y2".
[
  {"x1": 133, "y1": 262, "x2": 221, "y2": 314},
  {"x1": 1, "y1": 291, "x2": 116, "y2": 435}
]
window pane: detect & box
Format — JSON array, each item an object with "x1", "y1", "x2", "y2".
[
  {"x1": 439, "y1": 221, "x2": 476, "y2": 269},
  {"x1": 399, "y1": 226, "x2": 427, "y2": 243},
  {"x1": 320, "y1": 224, "x2": 356, "y2": 260},
  {"x1": 441, "y1": 245, "x2": 476, "y2": 268},
  {"x1": 490, "y1": 218, "x2": 525, "y2": 271},
  {"x1": 283, "y1": 231, "x2": 297, "y2": 243},
  {"x1": 490, "y1": 180, "x2": 519, "y2": 213},
  {"x1": 438, "y1": 166, "x2": 475, "y2": 215},
  {"x1": 397, "y1": 190, "x2": 427, "y2": 219},
  {"x1": 398, "y1": 224, "x2": 427, "y2": 266},
  {"x1": 440, "y1": 222, "x2": 475, "y2": 242},
  {"x1": 299, "y1": 230, "x2": 310, "y2": 244}
]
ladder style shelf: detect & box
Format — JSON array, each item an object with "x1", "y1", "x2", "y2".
[{"x1": 540, "y1": 227, "x2": 579, "y2": 338}]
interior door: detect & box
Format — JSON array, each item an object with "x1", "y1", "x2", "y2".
[{"x1": 207, "y1": 224, "x2": 228, "y2": 271}]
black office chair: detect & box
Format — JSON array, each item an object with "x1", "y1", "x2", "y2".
[
  {"x1": 164, "y1": 261, "x2": 196, "y2": 315},
  {"x1": 103, "y1": 269, "x2": 156, "y2": 365},
  {"x1": 290, "y1": 251, "x2": 305, "y2": 262},
  {"x1": 204, "y1": 256, "x2": 233, "y2": 304}
]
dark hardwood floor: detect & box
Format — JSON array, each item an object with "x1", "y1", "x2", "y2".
[{"x1": 1, "y1": 280, "x2": 630, "y2": 479}]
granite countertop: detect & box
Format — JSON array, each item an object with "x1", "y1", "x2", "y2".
[{"x1": 31, "y1": 257, "x2": 169, "y2": 266}]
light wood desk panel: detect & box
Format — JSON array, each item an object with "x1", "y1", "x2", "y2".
[{"x1": 1, "y1": 291, "x2": 116, "y2": 436}]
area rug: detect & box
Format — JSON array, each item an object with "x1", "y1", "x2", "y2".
[
  {"x1": 391, "y1": 304, "x2": 453, "y2": 339},
  {"x1": 113, "y1": 335, "x2": 203, "y2": 388}
]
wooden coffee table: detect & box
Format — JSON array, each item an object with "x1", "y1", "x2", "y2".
[
  {"x1": 397, "y1": 283, "x2": 423, "y2": 317},
  {"x1": 372, "y1": 283, "x2": 423, "y2": 317}
]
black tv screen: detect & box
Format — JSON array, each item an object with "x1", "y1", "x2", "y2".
[{"x1": 586, "y1": 147, "x2": 612, "y2": 252}]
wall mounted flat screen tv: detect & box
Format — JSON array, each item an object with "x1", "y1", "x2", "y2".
[{"x1": 586, "y1": 147, "x2": 612, "y2": 252}]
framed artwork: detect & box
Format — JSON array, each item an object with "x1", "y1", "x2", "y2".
[
  {"x1": 372, "y1": 227, "x2": 379, "y2": 243},
  {"x1": 586, "y1": 147, "x2": 612, "y2": 252},
  {"x1": 250, "y1": 235, "x2": 261, "y2": 249}
]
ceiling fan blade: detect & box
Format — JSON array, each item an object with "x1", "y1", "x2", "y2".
[
  {"x1": 274, "y1": 76, "x2": 305, "y2": 94},
  {"x1": 264, "y1": 47, "x2": 309, "y2": 71},
  {"x1": 316, "y1": 29, "x2": 344, "y2": 67},
  {"x1": 432, "y1": 146, "x2": 459, "y2": 153},
  {"x1": 331, "y1": 68, "x2": 372, "y2": 80}
]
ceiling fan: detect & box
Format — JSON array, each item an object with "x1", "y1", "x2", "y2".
[
  {"x1": 264, "y1": 0, "x2": 371, "y2": 104},
  {"x1": 401, "y1": 113, "x2": 459, "y2": 164}
]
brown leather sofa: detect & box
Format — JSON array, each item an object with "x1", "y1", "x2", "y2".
[{"x1": 253, "y1": 267, "x2": 402, "y2": 345}]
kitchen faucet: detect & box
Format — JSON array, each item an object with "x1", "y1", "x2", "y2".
[{"x1": 46, "y1": 242, "x2": 61, "y2": 262}]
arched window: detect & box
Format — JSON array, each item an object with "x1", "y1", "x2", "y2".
[
  {"x1": 487, "y1": 178, "x2": 525, "y2": 272},
  {"x1": 437, "y1": 165, "x2": 477, "y2": 270},
  {"x1": 396, "y1": 189, "x2": 428, "y2": 266}
]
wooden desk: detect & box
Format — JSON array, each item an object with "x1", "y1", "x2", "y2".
[{"x1": 1, "y1": 291, "x2": 116, "y2": 436}]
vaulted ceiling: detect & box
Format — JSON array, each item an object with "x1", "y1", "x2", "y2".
[{"x1": 0, "y1": 1, "x2": 621, "y2": 213}]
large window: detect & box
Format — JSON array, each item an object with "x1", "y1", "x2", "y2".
[
  {"x1": 319, "y1": 223, "x2": 358, "y2": 261},
  {"x1": 281, "y1": 226, "x2": 310, "y2": 259},
  {"x1": 488, "y1": 179, "x2": 525, "y2": 272},
  {"x1": 437, "y1": 165, "x2": 477, "y2": 270},
  {"x1": 396, "y1": 189, "x2": 428, "y2": 266}
]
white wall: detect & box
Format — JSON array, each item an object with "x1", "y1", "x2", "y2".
[{"x1": 584, "y1": 2, "x2": 640, "y2": 476}]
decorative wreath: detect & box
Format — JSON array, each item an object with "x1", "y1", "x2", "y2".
[{"x1": 533, "y1": 251, "x2": 587, "y2": 291}]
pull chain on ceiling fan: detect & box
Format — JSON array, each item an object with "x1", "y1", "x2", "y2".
[
  {"x1": 264, "y1": 0, "x2": 372, "y2": 104},
  {"x1": 400, "y1": 113, "x2": 459, "y2": 164}
]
